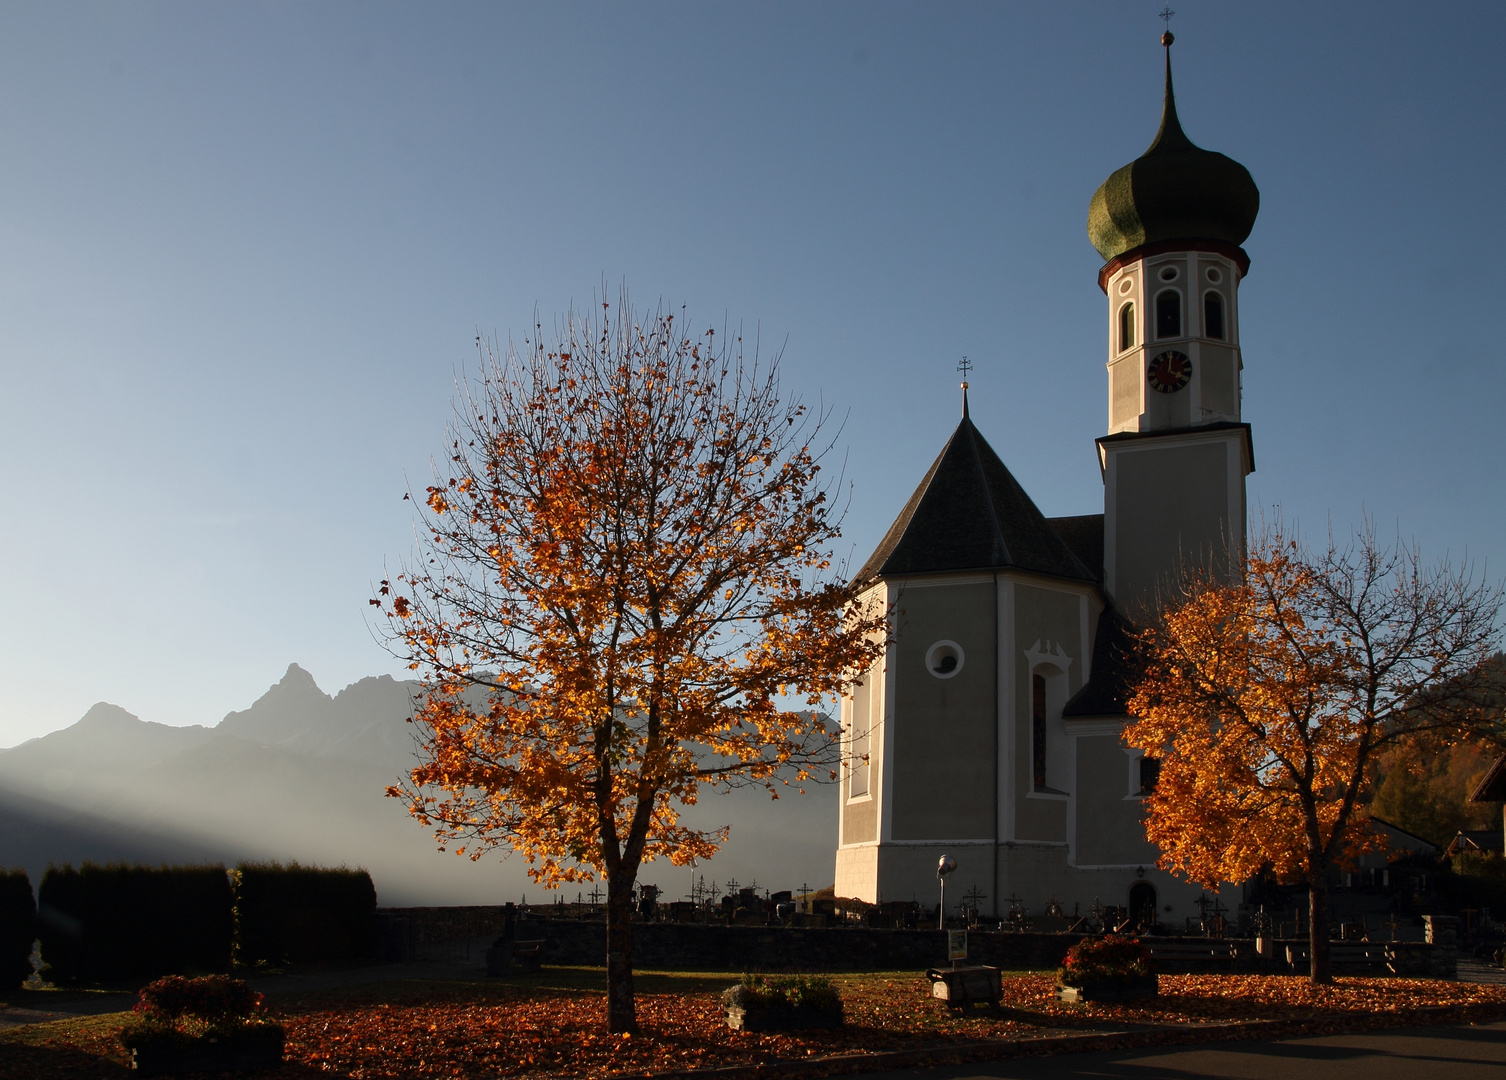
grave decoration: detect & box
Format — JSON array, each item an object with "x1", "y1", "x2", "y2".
[
  {"x1": 118, "y1": 974, "x2": 285, "y2": 1076},
  {"x1": 1056, "y1": 935, "x2": 1158, "y2": 1002},
  {"x1": 721, "y1": 973, "x2": 844, "y2": 1031}
]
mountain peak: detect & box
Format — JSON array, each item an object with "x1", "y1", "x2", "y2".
[
  {"x1": 280, "y1": 663, "x2": 317, "y2": 686},
  {"x1": 76, "y1": 702, "x2": 145, "y2": 729},
  {"x1": 216, "y1": 663, "x2": 333, "y2": 746}
]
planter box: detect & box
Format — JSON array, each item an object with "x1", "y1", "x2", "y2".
[
  {"x1": 126, "y1": 1025, "x2": 284, "y2": 1076},
  {"x1": 1056, "y1": 974, "x2": 1158, "y2": 1003},
  {"x1": 724, "y1": 1004, "x2": 844, "y2": 1031}
]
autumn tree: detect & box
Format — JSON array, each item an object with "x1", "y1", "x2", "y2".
[
  {"x1": 1125, "y1": 522, "x2": 1502, "y2": 984},
  {"x1": 373, "y1": 296, "x2": 886, "y2": 1031}
]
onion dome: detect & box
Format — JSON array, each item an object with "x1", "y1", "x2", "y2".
[{"x1": 1087, "y1": 36, "x2": 1259, "y2": 266}]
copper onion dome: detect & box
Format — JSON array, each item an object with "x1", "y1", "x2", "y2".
[{"x1": 1087, "y1": 39, "x2": 1260, "y2": 265}]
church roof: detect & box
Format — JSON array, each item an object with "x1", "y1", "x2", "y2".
[
  {"x1": 1045, "y1": 514, "x2": 1105, "y2": 583},
  {"x1": 1062, "y1": 607, "x2": 1140, "y2": 719},
  {"x1": 1086, "y1": 37, "x2": 1260, "y2": 266},
  {"x1": 855, "y1": 408, "x2": 1097, "y2": 585}
]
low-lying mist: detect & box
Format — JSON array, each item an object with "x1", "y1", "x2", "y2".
[{"x1": 0, "y1": 665, "x2": 838, "y2": 907}]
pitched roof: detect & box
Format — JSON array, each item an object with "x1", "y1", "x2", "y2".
[
  {"x1": 1471, "y1": 753, "x2": 1506, "y2": 803},
  {"x1": 1046, "y1": 514, "x2": 1105, "y2": 583},
  {"x1": 1446, "y1": 829, "x2": 1505, "y2": 856},
  {"x1": 1367, "y1": 816, "x2": 1440, "y2": 857},
  {"x1": 856, "y1": 414, "x2": 1097, "y2": 584},
  {"x1": 1062, "y1": 607, "x2": 1140, "y2": 719}
]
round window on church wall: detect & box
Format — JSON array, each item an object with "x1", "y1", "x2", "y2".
[
  {"x1": 1206, "y1": 267, "x2": 1223, "y2": 283},
  {"x1": 926, "y1": 640, "x2": 965, "y2": 679},
  {"x1": 1158, "y1": 265, "x2": 1179, "y2": 282},
  {"x1": 1118, "y1": 278, "x2": 1134, "y2": 296}
]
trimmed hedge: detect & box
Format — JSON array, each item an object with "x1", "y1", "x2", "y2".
[
  {"x1": 37, "y1": 864, "x2": 233, "y2": 984},
  {"x1": 0, "y1": 868, "x2": 36, "y2": 991},
  {"x1": 232, "y1": 863, "x2": 376, "y2": 967}
]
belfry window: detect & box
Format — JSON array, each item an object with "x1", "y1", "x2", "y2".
[
  {"x1": 1204, "y1": 292, "x2": 1225, "y2": 340},
  {"x1": 1155, "y1": 291, "x2": 1182, "y2": 339},
  {"x1": 1118, "y1": 302, "x2": 1135, "y2": 352},
  {"x1": 1032, "y1": 673, "x2": 1047, "y2": 790}
]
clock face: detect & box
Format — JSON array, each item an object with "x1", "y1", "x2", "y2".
[{"x1": 1147, "y1": 350, "x2": 1192, "y2": 394}]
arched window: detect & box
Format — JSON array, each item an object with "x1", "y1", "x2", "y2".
[
  {"x1": 1032, "y1": 673, "x2": 1047, "y2": 790},
  {"x1": 1118, "y1": 302, "x2": 1135, "y2": 352},
  {"x1": 1155, "y1": 291, "x2": 1182, "y2": 339},
  {"x1": 1203, "y1": 292, "x2": 1225, "y2": 340},
  {"x1": 1139, "y1": 755, "x2": 1161, "y2": 795}
]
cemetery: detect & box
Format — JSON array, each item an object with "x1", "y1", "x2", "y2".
[{"x1": 4, "y1": 859, "x2": 1506, "y2": 1078}]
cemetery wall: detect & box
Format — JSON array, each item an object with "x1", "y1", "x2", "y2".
[{"x1": 381, "y1": 908, "x2": 1459, "y2": 977}]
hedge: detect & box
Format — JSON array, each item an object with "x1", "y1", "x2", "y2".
[
  {"x1": 37, "y1": 864, "x2": 233, "y2": 984},
  {"x1": 0, "y1": 868, "x2": 36, "y2": 991},
  {"x1": 232, "y1": 863, "x2": 376, "y2": 967}
]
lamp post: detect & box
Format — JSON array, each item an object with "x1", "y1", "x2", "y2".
[{"x1": 937, "y1": 855, "x2": 957, "y2": 930}]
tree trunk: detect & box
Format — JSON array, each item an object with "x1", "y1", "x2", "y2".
[
  {"x1": 1308, "y1": 882, "x2": 1332, "y2": 985},
  {"x1": 605, "y1": 869, "x2": 638, "y2": 1033}
]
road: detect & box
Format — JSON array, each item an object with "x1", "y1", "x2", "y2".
[{"x1": 843, "y1": 1020, "x2": 1506, "y2": 1080}]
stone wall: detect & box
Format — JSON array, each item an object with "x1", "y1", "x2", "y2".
[
  {"x1": 378, "y1": 908, "x2": 1456, "y2": 977},
  {"x1": 522, "y1": 920, "x2": 1084, "y2": 972}
]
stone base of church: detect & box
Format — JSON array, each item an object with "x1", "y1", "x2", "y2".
[{"x1": 835, "y1": 841, "x2": 1215, "y2": 925}]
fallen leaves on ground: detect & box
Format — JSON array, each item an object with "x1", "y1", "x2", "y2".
[{"x1": 5, "y1": 972, "x2": 1506, "y2": 1080}]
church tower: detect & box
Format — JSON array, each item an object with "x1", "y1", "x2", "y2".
[
  {"x1": 832, "y1": 32, "x2": 1262, "y2": 925},
  {"x1": 1088, "y1": 33, "x2": 1259, "y2": 612}
]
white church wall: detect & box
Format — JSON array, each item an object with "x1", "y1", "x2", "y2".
[
  {"x1": 1105, "y1": 435, "x2": 1234, "y2": 613},
  {"x1": 887, "y1": 577, "x2": 997, "y2": 843},
  {"x1": 1011, "y1": 581, "x2": 1087, "y2": 844},
  {"x1": 1069, "y1": 730, "x2": 1159, "y2": 867}
]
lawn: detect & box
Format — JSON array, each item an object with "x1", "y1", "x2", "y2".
[{"x1": 4, "y1": 968, "x2": 1506, "y2": 1080}]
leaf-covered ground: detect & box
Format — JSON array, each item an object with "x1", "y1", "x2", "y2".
[{"x1": 4, "y1": 968, "x2": 1506, "y2": 1080}]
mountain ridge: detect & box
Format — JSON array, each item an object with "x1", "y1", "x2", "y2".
[{"x1": 0, "y1": 665, "x2": 838, "y2": 906}]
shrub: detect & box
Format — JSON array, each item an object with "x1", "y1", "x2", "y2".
[
  {"x1": 133, "y1": 974, "x2": 263, "y2": 1033},
  {"x1": 37, "y1": 864, "x2": 233, "y2": 985},
  {"x1": 232, "y1": 863, "x2": 376, "y2": 967},
  {"x1": 1057, "y1": 935, "x2": 1152, "y2": 986},
  {"x1": 120, "y1": 974, "x2": 282, "y2": 1052},
  {"x1": 722, "y1": 974, "x2": 841, "y2": 1013},
  {"x1": 0, "y1": 868, "x2": 36, "y2": 991}
]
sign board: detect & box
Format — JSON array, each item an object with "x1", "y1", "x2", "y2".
[{"x1": 947, "y1": 929, "x2": 967, "y2": 961}]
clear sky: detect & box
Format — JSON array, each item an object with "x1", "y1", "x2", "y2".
[{"x1": 2, "y1": 1, "x2": 1503, "y2": 747}]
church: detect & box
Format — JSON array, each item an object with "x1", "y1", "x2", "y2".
[{"x1": 834, "y1": 34, "x2": 1259, "y2": 926}]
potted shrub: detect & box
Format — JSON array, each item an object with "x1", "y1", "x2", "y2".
[
  {"x1": 119, "y1": 974, "x2": 285, "y2": 1076},
  {"x1": 1056, "y1": 935, "x2": 1158, "y2": 1002},
  {"x1": 722, "y1": 974, "x2": 844, "y2": 1031}
]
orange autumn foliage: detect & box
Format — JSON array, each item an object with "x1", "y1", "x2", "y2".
[
  {"x1": 371, "y1": 295, "x2": 887, "y2": 1030},
  {"x1": 1125, "y1": 522, "x2": 1501, "y2": 983}
]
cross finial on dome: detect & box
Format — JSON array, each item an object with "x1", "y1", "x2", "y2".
[
  {"x1": 1159, "y1": 6, "x2": 1175, "y2": 45},
  {"x1": 957, "y1": 356, "x2": 972, "y2": 418}
]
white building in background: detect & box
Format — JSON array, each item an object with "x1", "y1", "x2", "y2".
[{"x1": 835, "y1": 35, "x2": 1260, "y2": 925}]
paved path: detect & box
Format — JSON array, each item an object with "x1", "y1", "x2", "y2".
[
  {"x1": 841, "y1": 1020, "x2": 1506, "y2": 1080},
  {"x1": 1458, "y1": 957, "x2": 1506, "y2": 986}
]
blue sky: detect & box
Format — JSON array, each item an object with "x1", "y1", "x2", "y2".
[{"x1": 2, "y1": 1, "x2": 1502, "y2": 746}]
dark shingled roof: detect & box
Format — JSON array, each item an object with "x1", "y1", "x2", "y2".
[
  {"x1": 856, "y1": 413, "x2": 1097, "y2": 585},
  {"x1": 1046, "y1": 514, "x2": 1104, "y2": 583},
  {"x1": 1062, "y1": 608, "x2": 1140, "y2": 719}
]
